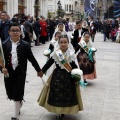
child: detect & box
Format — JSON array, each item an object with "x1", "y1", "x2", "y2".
[
  {"x1": 73, "y1": 21, "x2": 86, "y2": 48},
  {"x1": 0, "y1": 23, "x2": 42, "y2": 120},
  {"x1": 44, "y1": 32, "x2": 61, "y2": 56},
  {"x1": 82, "y1": 20, "x2": 89, "y2": 33},
  {"x1": 38, "y1": 35, "x2": 83, "y2": 120},
  {"x1": 48, "y1": 32, "x2": 61, "y2": 53},
  {"x1": 52, "y1": 23, "x2": 67, "y2": 39},
  {"x1": 75, "y1": 32, "x2": 97, "y2": 86}
]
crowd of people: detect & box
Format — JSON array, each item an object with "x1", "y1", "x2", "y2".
[{"x1": 0, "y1": 10, "x2": 120, "y2": 120}]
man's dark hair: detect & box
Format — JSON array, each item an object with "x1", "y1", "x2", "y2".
[
  {"x1": 9, "y1": 22, "x2": 21, "y2": 30},
  {"x1": 76, "y1": 20, "x2": 82, "y2": 24},
  {"x1": 13, "y1": 14, "x2": 19, "y2": 17},
  {"x1": 20, "y1": 19, "x2": 25, "y2": 24},
  {"x1": 36, "y1": 18, "x2": 39, "y2": 21},
  {"x1": 1, "y1": 11, "x2": 7, "y2": 15}
]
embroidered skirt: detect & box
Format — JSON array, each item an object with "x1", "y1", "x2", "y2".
[
  {"x1": 38, "y1": 68, "x2": 83, "y2": 114},
  {"x1": 77, "y1": 52, "x2": 97, "y2": 80}
]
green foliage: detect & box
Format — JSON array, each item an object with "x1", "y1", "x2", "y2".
[
  {"x1": 57, "y1": 9, "x2": 65, "y2": 18},
  {"x1": 48, "y1": 11, "x2": 52, "y2": 18}
]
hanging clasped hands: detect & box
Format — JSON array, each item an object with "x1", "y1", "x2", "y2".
[{"x1": 37, "y1": 71, "x2": 43, "y2": 78}]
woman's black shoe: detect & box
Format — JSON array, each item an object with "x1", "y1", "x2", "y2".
[{"x1": 11, "y1": 117, "x2": 19, "y2": 120}]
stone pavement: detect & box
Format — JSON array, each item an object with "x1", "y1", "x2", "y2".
[{"x1": 0, "y1": 32, "x2": 120, "y2": 120}]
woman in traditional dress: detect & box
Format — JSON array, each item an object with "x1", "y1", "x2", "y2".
[
  {"x1": 75, "y1": 32, "x2": 97, "y2": 86},
  {"x1": 48, "y1": 32, "x2": 61, "y2": 53},
  {"x1": 82, "y1": 20, "x2": 89, "y2": 34},
  {"x1": 52, "y1": 23, "x2": 67, "y2": 39},
  {"x1": 38, "y1": 35, "x2": 83, "y2": 120}
]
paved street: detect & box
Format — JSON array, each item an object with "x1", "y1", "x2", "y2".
[{"x1": 0, "y1": 32, "x2": 120, "y2": 120}]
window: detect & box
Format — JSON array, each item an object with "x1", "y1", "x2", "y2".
[
  {"x1": 67, "y1": 4, "x2": 68, "y2": 11},
  {"x1": 69, "y1": 5, "x2": 71, "y2": 12}
]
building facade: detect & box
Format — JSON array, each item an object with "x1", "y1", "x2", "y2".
[
  {"x1": 0, "y1": 0, "x2": 35, "y2": 18},
  {"x1": 0, "y1": 0, "x2": 115, "y2": 20},
  {"x1": 95, "y1": 0, "x2": 114, "y2": 19},
  {"x1": 40, "y1": 0, "x2": 83, "y2": 21}
]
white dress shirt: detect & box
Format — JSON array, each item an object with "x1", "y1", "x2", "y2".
[
  {"x1": 79, "y1": 29, "x2": 82, "y2": 37},
  {"x1": 11, "y1": 40, "x2": 19, "y2": 70}
]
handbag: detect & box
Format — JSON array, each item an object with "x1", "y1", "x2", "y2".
[{"x1": 33, "y1": 31, "x2": 37, "y2": 40}]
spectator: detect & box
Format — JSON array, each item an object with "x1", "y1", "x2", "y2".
[
  {"x1": 20, "y1": 19, "x2": 26, "y2": 40},
  {"x1": 116, "y1": 24, "x2": 120, "y2": 43},
  {"x1": 11, "y1": 14, "x2": 19, "y2": 23},
  {"x1": 33, "y1": 18, "x2": 41, "y2": 46},
  {"x1": 0, "y1": 11, "x2": 12, "y2": 42},
  {"x1": 49, "y1": 18, "x2": 56, "y2": 40},
  {"x1": 111, "y1": 28, "x2": 117, "y2": 42},
  {"x1": 65, "y1": 20, "x2": 69, "y2": 32},
  {"x1": 102, "y1": 20, "x2": 109, "y2": 42},
  {"x1": 39, "y1": 18, "x2": 48, "y2": 44},
  {"x1": 90, "y1": 23, "x2": 96, "y2": 42},
  {"x1": 24, "y1": 15, "x2": 33, "y2": 46}
]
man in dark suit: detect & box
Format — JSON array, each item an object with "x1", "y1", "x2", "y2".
[
  {"x1": 0, "y1": 23, "x2": 43, "y2": 120},
  {"x1": 73, "y1": 21, "x2": 85, "y2": 48},
  {"x1": 24, "y1": 15, "x2": 33, "y2": 46}
]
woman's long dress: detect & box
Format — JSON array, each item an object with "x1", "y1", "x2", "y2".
[
  {"x1": 75, "y1": 45, "x2": 97, "y2": 80},
  {"x1": 38, "y1": 58, "x2": 83, "y2": 114}
]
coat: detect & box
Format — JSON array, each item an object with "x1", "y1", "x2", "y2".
[
  {"x1": 39, "y1": 21, "x2": 47, "y2": 36},
  {"x1": 0, "y1": 19, "x2": 12, "y2": 42},
  {"x1": 73, "y1": 28, "x2": 86, "y2": 48},
  {"x1": 2, "y1": 38, "x2": 41, "y2": 101}
]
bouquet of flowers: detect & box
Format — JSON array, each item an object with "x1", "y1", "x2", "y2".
[
  {"x1": 71, "y1": 68, "x2": 83, "y2": 82},
  {"x1": 43, "y1": 49, "x2": 51, "y2": 56}
]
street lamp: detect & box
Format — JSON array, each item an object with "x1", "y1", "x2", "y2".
[
  {"x1": 57, "y1": 0, "x2": 62, "y2": 17},
  {"x1": 34, "y1": 0, "x2": 40, "y2": 18},
  {"x1": 57, "y1": 0, "x2": 62, "y2": 10}
]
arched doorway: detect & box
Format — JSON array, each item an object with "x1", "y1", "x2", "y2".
[
  {"x1": 0, "y1": 1, "x2": 3, "y2": 11},
  {"x1": 106, "y1": 5, "x2": 114, "y2": 19},
  {"x1": 34, "y1": 0, "x2": 40, "y2": 18},
  {"x1": 18, "y1": 0, "x2": 25, "y2": 14},
  {"x1": 0, "y1": 0, "x2": 6, "y2": 12}
]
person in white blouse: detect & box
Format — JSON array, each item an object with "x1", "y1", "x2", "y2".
[
  {"x1": 20, "y1": 19, "x2": 26, "y2": 39},
  {"x1": 1, "y1": 23, "x2": 43, "y2": 120}
]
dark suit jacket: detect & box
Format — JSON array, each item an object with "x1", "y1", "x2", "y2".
[
  {"x1": 2, "y1": 38, "x2": 41, "y2": 74},
  {"x1": 73, "y1": 29, "x2": 79, "y2": 48},
  {"x1": 73, "y1": 28, "x2": 87, "y2": 48},
  {"x1": 0, "y1": 38, "x2": 41, "y2": 101}
]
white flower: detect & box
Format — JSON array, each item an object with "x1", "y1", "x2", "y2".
[
  {"x1": 91, "y1": 47, "x2": 97, "y2": 52},
  {"x1": 71, "y1": 68, "x2": 83, "y2": 76},
  {"x1": 43, "y1": 49, "x2": 51, "y2": 56}
]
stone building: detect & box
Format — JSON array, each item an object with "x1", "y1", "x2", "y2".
[
  {"x1": 95, "y1": 0, "x2": 114, "y2": 19},
  {"x1": 0, "y1": 0, "x2": 35, "y2": 18},
  {"x1": 39, "y1": 0, "x2": 83, "y2": 21}
]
